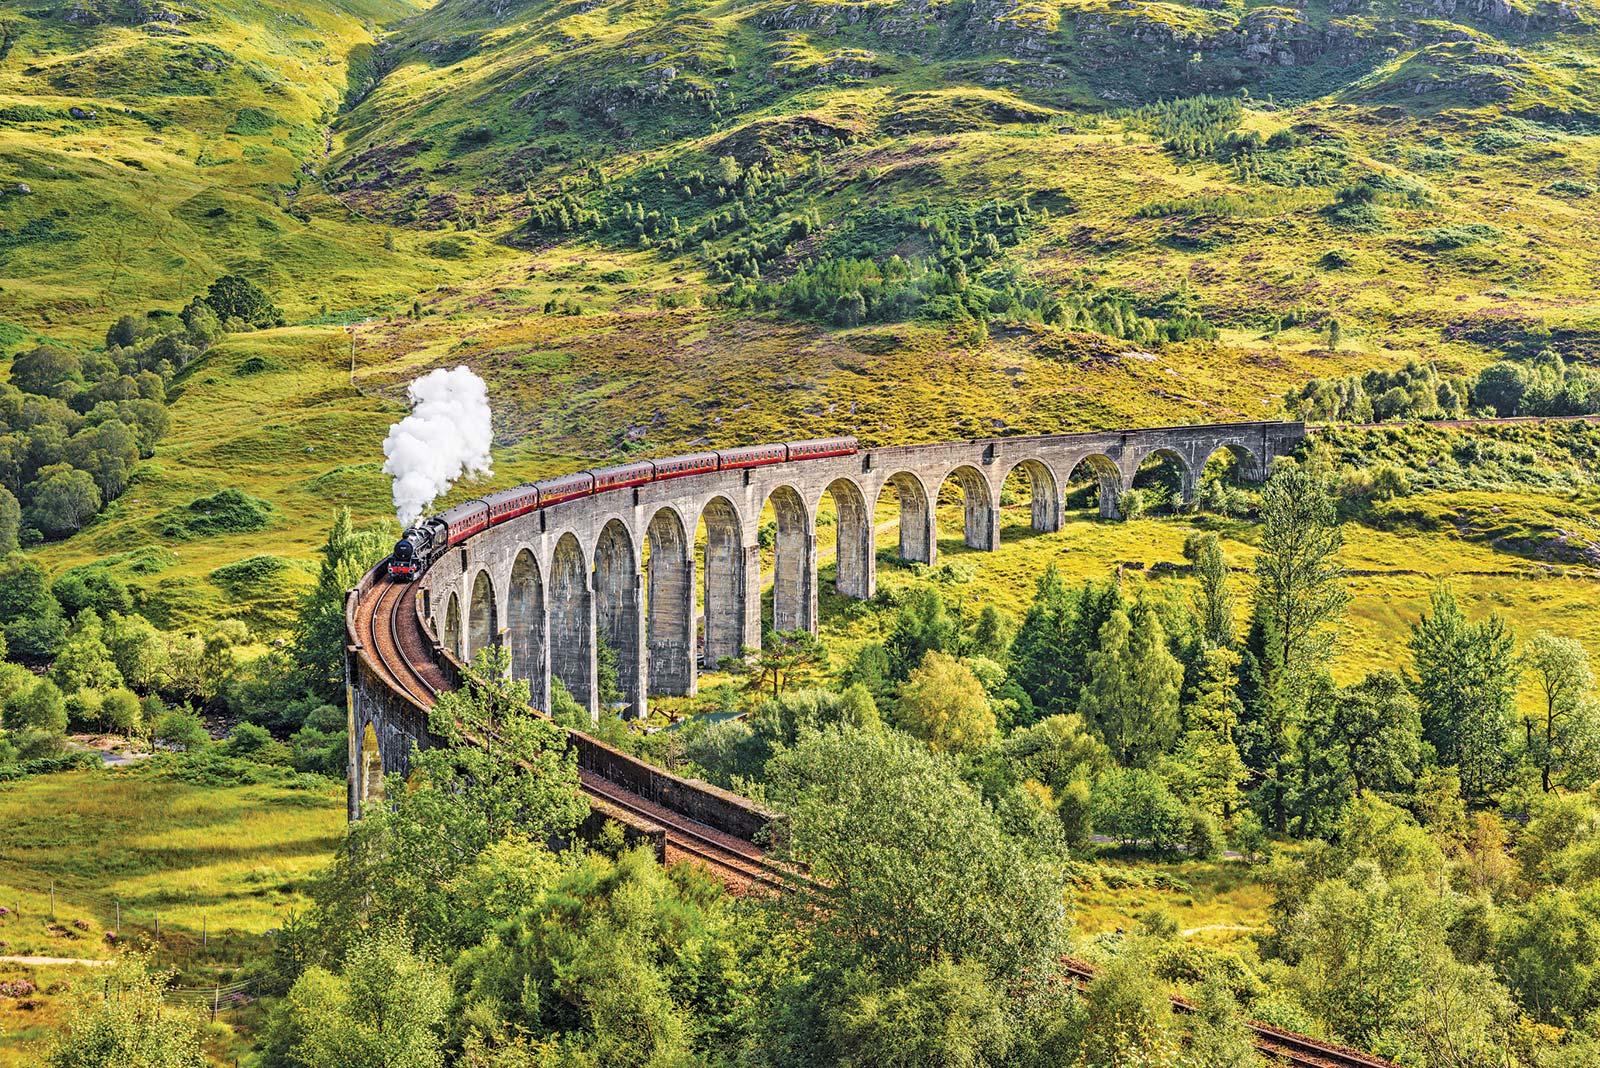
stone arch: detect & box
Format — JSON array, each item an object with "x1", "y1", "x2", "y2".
[
  {"x1": 646, "y1": 506, "x2": 695, "y2": 697},
  {"x1": 467, "y1": 569, "x2": 498, "y2": 664},
  {"x1": 594, "y1": 518, "x2": 645, "y2": 716},
  {"x1": 876, "y1": 471, "x2": 935, "y2": 565},
  {"x1": 1001, "y1": 457, "x2": 1062, "y2": 539},
  {"x1": 442, "y1": 590, "x2": 463, "y2": 659},
  {"x1": 825, "y1": 477, "x2": 874, "y2": 601},
  {"x1": 507, "y1": 549, "x2": 547, "y2": 708},
  {"x1": 1202, "y1": 441, "x2": 1265, "y2": 483},
  {"x1": 1064, "y1": 454, "x2": 1124, "y2": 519},
  {"x1": 938, "y1": 464, "x2": 998, "y2": 551},
  {"x1": 699, "y1": 496, "x2": 748, "y2": 668},
  {"x1": 549, "y1": 532, "x2": 595, "y2": 715},
  {"x1": 1130, "y1": 446, "x2": 1196, "y2": 511},
  {"x1": 357, "y1": 721, "x2": 384, "y2": 810},
  {"x1": 763, "y1": 484, "x2": 815, "y2": 636}
]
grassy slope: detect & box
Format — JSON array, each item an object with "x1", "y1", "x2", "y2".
[
  {"x1": 0, "y1": 763, "x2": 343, "y2": 1066},
  {"x1": 0, "y1": 0, "x2": 441, "y2": 327},
  {"x1": 3, "y1": 0, "x2": 1598, "y2": 649}
]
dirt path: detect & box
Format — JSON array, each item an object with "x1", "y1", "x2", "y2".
[{"x1": 0, "y1": 955, "x2": 114, "y2": 967}]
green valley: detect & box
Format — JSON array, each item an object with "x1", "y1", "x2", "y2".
[{"x1": 3, "y1": 0, "x2": 1600, "y2": 1065}]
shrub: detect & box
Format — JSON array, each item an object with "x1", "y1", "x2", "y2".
[
  {"x1": 209, "y1": 555, "x2": 292, "y2": 598},
  {"x1": 153, "y1": 707, "x2": 209, "y2": 751},
  {"x1": 0, "y1": 104, "x2": 55, "y2": 123},
  {"x1": 224, "y1": 721, "x2": 293, "y2": 765},
  {"x1": 101, "y1": 688, "x2": 143, "y2": 737},
  {"x1": 158, "y1": 488, "x2": 271, "y2": 539},
  {"x1": 1091, "y1": 768, "x2": 1190, "y2": 854}
]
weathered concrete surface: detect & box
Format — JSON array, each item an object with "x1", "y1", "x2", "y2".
[{"x1": 417, "y1": 422, "x2": 1303, "y2": 719}]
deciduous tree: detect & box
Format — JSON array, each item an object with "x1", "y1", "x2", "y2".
[
  {"x1": 896, "y1": 650, "x2": 996, "y2": 754},
  {"x1": 1523, "y1": 630, "x2": 1598, "y2": 791},
  {"x1": 1247, "y1": 465, "x2": 1348, "y2": 832},
  {"x1": 47, "y1": 955, "x2": 204, "y2": 1068},
  {"x1": 264, "y1": 928, "x2": 449, "y2": 1068},
  {"x1": 1327, "y1": 670, "x2": 1421, "y2": 798}
]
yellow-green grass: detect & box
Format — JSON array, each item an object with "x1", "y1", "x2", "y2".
[
  {"x1": 0, "y1": 766, "x2": 342, "y2": 946},
  {"x1": 811, "y1": 494, "x2": 1600, "y2": 691},
  {"x1": 0, "y1": 764, "x2": 340, "y2": 1060},
  {"x1": 0, "y1": 0, "x2": 480, "y2": 335},
  {"x1": 1072, "y1": 858, "x2": 1274, "y2": 949}
]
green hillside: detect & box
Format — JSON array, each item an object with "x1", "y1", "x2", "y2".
[{"x1": 2, "y1": 0, "x2": 1599, "y2": 633}]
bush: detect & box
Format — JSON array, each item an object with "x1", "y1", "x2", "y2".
[
  {"x1": 1091, "y1": 768, "x2": 1190, "y2": 854},
  {"x1": 153, "y1": 707, "x2": 209, "y2": 751},
  {"x1": 0, "y1": 104, "x2": 56, "y2": 123},
  {"x1": 1188, "y1": 807, "x2": 1223, "y2": 860},
  {"x1": 0, "y1": 752, "x2": 100, "y2": 782},
  {"x1": 224, "y1": 722, "x2": 289, "y2": 764},
  {"x1": 158, "y1": 488, "x2": 271, "y2": 539},
  {"x1": 209, "y1": 555, "x2": 292, "y2": 598},
  {"x1": 101, "y1": 688, "x2": 144, "y2": 736},
  {"x1": 4, "y1": 679, "x2": 68, "y2": 735}
]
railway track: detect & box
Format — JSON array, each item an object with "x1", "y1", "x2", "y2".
[
  {"x1": 353, "y1": 575, "x2": 786, "y2": 892},
  {"x1": 1060, "y1": 958, "x2": 1395, "y2": 1068}
]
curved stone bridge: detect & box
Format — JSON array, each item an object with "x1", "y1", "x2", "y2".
[{"x1": 412, "y1": 420, "x2": 1304, "y2": 720}]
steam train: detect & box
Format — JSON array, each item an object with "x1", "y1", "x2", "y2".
[{"x1": 386, "y1": 437, "x2": 859, "y2": 581}]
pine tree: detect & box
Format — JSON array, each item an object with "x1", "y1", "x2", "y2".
[
  {"x1": 293, "y1": 510, "x2": 390, "y2": 701},
  {"x1": 1184, "y1": 531, "x2": 1235, "y2": 648},
  {"x1": 1078, "y1": 600, "x2": 1182, "y2": 767},
  {"x1": 1408, "y1": 585, "x2": 1518, "y2": 801}
]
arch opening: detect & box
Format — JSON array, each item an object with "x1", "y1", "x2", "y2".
[
  {"x1": 824, "y1": 478, "x2": 873, "y2": 601},
  {"x1": 936, "y1": 464, "x2": 997, "y2": 552},
  {"x1": 1129, "y1": 448, "x2": 1195, "y2": 516},
  {"x1": 1197, "y1": 444, "x2": 1259, "y2": 516},
  {"x1": 699, "y1": 496, "x2": 747, "y2": 669},
  {"x1": 467, "y1": 570, "x2": 499, "y2": 664},
  {"x1": 1064, "y1": 454, "x2": 1123, "y2": 520},
  {"x1": 646, "y1": 507, "x2": 695, "y2": 697},
  {"x1": 999, "y1": 458, "x2": 1062, "y2": 542},
  {"x1": 508, "y1": 550, "x2": 547, "y2": 707},
  {"x1": 760, "y1": 485, "x2": 815, "y2": 639},
  {"x1": 594, "y1": 519, "x2": 644, "y2": 717},
  {"x1": 549, "y1": 532, "x2": 595, "y2": 716},
  {"x1": 442, "y1": 591, "x2": 463, "y2": 660},
  {"x1": 875, "y1": 472, "x2": 933, "y2": 566},
  {"x1": 358, "y1": 721, "x2": 385, "y2": 809}
]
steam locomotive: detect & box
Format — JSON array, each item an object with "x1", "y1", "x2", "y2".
[{"x1": 386, "y1": 437, "x2": 859, "y2": 581}]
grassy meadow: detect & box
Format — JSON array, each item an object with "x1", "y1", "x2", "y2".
[{"x1": 0, "y1": 761, "x2": 343, "y2": 1065}]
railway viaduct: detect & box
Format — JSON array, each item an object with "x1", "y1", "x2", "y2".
[{"x1": 348, "y1": 421, "x2": 1302, "y2": 785}]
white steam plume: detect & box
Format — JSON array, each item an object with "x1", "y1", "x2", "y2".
[{"x1": 382, "y1": 366, "x2": 493, "y2": 528}]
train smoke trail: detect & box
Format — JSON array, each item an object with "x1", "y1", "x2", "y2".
[{"x1": 382, "y1": 365, "x2": 493, "y2": 527}]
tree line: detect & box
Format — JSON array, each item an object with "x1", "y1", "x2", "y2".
[
  {"x1": 33, "y1": 462, "x2": 1600, "y2": 1067},
  {"x1": 1286, "y1": 350, "x2": 1600, "y2": 423}
]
